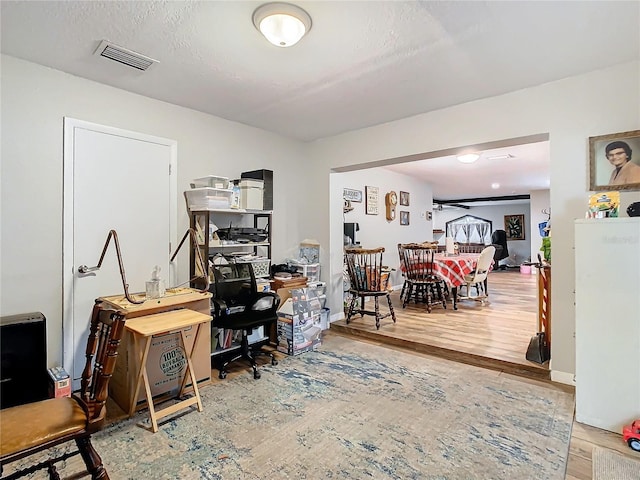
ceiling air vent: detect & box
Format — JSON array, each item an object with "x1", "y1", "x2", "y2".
[{"x1": 93, "y1": 40, "x2": 159, "y2": 71}]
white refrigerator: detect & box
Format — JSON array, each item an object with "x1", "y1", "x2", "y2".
[{"x1": 575, "y1": 217, "x2": 640, "y2": 433}]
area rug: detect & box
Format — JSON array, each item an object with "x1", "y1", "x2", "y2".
[
  {"x1": 593, "y1": 446, "x2": 640, "y2": 480},
  {"x1": 10, "y1": 336, "x2": 573, "y2": 479}
]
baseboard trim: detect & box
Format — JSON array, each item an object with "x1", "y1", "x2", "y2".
[{"x1": 550, "y1": 369, "x2": 575, "y2": 386}]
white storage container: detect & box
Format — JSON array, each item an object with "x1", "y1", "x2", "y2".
[
  {"x1": 191, "y1": 175, "x2": 229, "y2": 189},
  {"x1": 185, "y1": 187, "x2": 233, "y2": 210},
  {"x1": 240, "y1": 179, "x2": 264, "y2": 210},
  {"x1": 293, "y1": 262, "x2": 321, "y2": 282},
  {"x1": 307, "y1": 281, "x2": 326, "y2": 296}
]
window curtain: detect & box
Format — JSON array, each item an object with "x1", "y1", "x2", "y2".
[
  {"x1": 476, "y1": 223, "x2": 489, "y2": 243},
  {"x1": 461, "y1": 224, "x2": 472, "y2": 243}
]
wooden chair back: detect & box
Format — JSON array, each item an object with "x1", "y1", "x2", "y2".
[
  {"x1": 458, "y1": 243, "x2": 486, "y2": 254},
  {"x1": 0, "y1": 302, "x2": 125, "y2": 478},
  {"x1": 399, "y1": 243, "x2": 438, "y2": 284},
  {"x1": 79, "y1": 301, "x2": 127, "y2": 430},
  {"x1": 344, "y1": 247, "x2": 388, "y2": 293}
]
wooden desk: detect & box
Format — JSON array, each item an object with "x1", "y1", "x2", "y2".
[
  {"x1": 99, "y1": 288, "x2": 212, "y2": 415},
  {"x1": 125, "y1": 309, "x2": 212, "y2": 432}
]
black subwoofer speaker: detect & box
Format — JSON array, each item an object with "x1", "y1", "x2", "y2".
[{"x1": 1, "y1": 312, "x2": 49, "y2": 408}]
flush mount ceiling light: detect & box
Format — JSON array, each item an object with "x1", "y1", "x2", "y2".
[
  {"x1": 491, "y1": 183, "x2": 501, "y2": 189},
  {"x1": 253, "y1": 2, "x2": 312, "y2": 47},
  {"x1": 457, "y1": 153, "x2": 480, "y2": 164}
]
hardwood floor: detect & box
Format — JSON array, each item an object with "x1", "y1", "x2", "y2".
[
  {"x1": 332, "y1": 268, "x2": 550, "y2": 379},
  {"x1": 566, "y1": 421, "x2": 640, "y2": 479}
]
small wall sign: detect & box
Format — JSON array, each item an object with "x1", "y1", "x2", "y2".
[
  {"x1": 343, "y1": 188, "x2": 363, "y2": 203},
  {"x1": 365, "y1": 186, "x2": 379, "y2": 215}
]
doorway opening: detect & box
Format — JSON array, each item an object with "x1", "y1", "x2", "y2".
[{"x1": 330, "y1": 134, "x2": 551, "y2": 379}]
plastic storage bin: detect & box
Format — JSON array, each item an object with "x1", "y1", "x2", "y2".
[
  {"x1": 307, "y1": 281, "x2": 326, "y2": 296},
  {"x1": 185, "y1": 187, "x2": 233, "y2": 210},
  {"x1": 190, "y1": 176, "x2": 229, "y2": 189},
  {"x1": 293, "y1": 262, "x2": 321, "y2": 282}
]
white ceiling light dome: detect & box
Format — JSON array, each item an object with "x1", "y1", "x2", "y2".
[
  {"x1": 457, "y1": 153, "x2": 480, "y2": 164},
  {"x1": 253, "y1": 2, "x2": 312, "y2": 47}
]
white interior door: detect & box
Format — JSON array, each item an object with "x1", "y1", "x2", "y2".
[{"x1": 63, "y1": 118, "x2": 177, "y2": 387}]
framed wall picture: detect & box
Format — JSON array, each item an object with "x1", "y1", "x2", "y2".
[
  {"x1": 504, "y1": 214, "x2": 525, "y2": 240},
  {"x1": 589, "y1": 130, "x2": 640, "y2": 191},
  {"x1": 400, "y1": 211, "x2": 410, "y2": 226},
  {"x1": 399, "y1": 191, "x2": 410, "y2": 206},
  {"x1": 365, "y1": 186, "x2": 379, "y2": 215}
]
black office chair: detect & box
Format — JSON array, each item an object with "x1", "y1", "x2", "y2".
[
  {"x1": 210, "y1": 261, "x2": 280, "y2": 380},
  {"x1": 491, "y1": 229, "x2": 509, "y2": 269}
]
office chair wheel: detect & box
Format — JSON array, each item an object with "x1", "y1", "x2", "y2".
[
  {"x1": 271, "y1": 358, "x2": 278, "y2": 366},
  {"x1": 253, "y1": 370, "x2": 261, "y2": 380},
  {"x1": 218, "y1": 370, "x2": 227, "y2": 379}
]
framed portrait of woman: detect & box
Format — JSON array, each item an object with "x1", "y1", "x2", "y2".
[{"x1": 589, "y1": 130, "x2": 640, "y2": 191}]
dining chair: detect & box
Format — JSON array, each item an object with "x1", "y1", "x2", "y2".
[
  {"x1": 457, "y1": 245, "x2": 496, "y2": 304},
  {"x1": 0, "y1": 302, "x2": 126, "y2": 480},
  {"x1": 344, "y1": 247, "x2": 396, "y2": 330},
  {"x1": 398, "y1": 243, "x2": 448, "y2": 313},
  {"x1": 397, "y1": 243, "x2": 409, "y2": 303},
  {"x1": 457, "y1": 243, "x2": 485, "y2": 254}
]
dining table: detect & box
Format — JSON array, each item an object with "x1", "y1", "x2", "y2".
[{"x1": 430, "y1": 252, "x2": 486, "y2": 310}]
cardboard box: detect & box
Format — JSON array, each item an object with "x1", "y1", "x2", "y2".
[
  {"x1": 241, "y1": 169, "x2": 273, "y2": 210},
  {"x1": 276, "y1": 288, "x2": 322, "y2": 355},
  {"x1": 239, "y1": 179, "x2": 264, "y2": 210},
  {"x1": 48, "y1": 366, "x2": 71, "y2": 398}
]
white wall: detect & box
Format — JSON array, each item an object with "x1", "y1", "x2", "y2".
[
  {"x1": 336, "y1": 168, "x2": 434, "y2": 288},
  {"x1": 433, "y1": 203, "x2": 532, "y2": 264},
  {"x1": 0, "y1": 55, "x2": 309, "y2": 366},
  {"x1": 315, "y1": 61, "x2": 640, "y2": 380},
  {"x1": 3, "y1": 53, "x2": 639, "y2": 382}
]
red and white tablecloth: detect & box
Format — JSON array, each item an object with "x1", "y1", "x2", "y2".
[{"x1": 431, "y1": 253, "x2": 482, "y2": 287}]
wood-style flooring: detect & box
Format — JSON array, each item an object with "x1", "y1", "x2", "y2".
[{"x1": 331, "y1": 268, "x2": 550, "y2": 379}]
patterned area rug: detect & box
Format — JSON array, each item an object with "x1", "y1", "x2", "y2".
[
  {"x1": 592, "y1": 447, "x2": 640, "y2": 480},
  {"x1": 10, "y1": 336, "x2": 574, "y2": 479}
]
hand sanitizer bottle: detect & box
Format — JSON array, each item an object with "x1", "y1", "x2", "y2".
[{"x1": 145, "y1": 265, "x2": 166, "y2": 299}]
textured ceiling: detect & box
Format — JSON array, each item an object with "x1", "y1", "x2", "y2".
[
  {"x1": 2, "y1": 1, "x2": 638, "y2": 142},
  {"x1": 1, "y1": 1, "x2": 638, "y2": 200}
]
